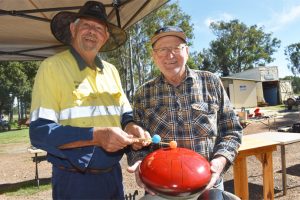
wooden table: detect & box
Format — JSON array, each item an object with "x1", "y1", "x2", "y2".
[
  {"x1": 27, "y1": 147, "x2": 46, "y2": 187},
  {"x1": 233, "y1": 137, "x2": 279, "y2": 200},
  {"x1": 243, "y1": 132, "x2": 300, "y2": 195}
]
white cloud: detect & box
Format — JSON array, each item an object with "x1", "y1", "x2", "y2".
[
  {"x1": 278, "y1": 5, "x2": 300, "y2": 24},
  {"x1": 266, "y1": 5, "x2": 300, "y2": 32},
  {"x1": 204, "y1": 13, "x2": 234, "y2": 27}
]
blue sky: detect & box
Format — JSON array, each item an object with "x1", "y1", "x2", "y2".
[{"x1": 174, "y1": 0, "x2": 300, "y2": 77}]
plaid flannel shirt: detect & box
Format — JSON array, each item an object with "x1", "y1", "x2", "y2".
[{"x1": 127, "y1": 67, "x2": 242, "y2": 173}]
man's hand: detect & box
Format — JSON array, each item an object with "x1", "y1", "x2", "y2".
[
  {"x1": 93, "y1": 127, "x2": 134, "y2": 152},
  {"x1": 124, "y1": 122, "x2": 151, "y2": 150},
  {"x1": 205, "y1": 156, "x2": 227, "y2": 190},
  {"x1": 127, "y1": 161, "x2": 156, "y2": 195}
]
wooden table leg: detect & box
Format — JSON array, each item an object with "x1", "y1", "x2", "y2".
[
  {"x1": 233, "y1": 157, "x2": 248, "y2": 199},
  {"x1": 256, "y1": 152, "x2": 275, "y2": 200},
  {"x1": 35, "y1": 153, "x2": 40, "y2": 188},
  {"x1": 281, "y1": 145, "x2": 287, "y2": 195}
]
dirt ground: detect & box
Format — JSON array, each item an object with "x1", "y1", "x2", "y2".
[{"x1": 0, "y1": 108, "x2": 299, "y2": 200}]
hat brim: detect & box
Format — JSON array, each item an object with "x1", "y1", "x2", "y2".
[
  {"x1": 51, "y1": 11, "x2": 127, "y2": 52},
  {"x1": 151, "y1": 31, "x2": 186, "y2": 46}
]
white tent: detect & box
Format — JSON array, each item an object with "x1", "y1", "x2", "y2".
[{"x1": 0, "y1": 0, "x2": 169, "y2": 60}]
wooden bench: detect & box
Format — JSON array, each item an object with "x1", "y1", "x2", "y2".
[
  {"x1": 18, "y1": 118, "x2": 30, "y2": 129},
  {"x1": 27, "y1": 146, "x2": 46, "y2": 187}
]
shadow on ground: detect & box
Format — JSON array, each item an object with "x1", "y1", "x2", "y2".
[
  {"x1": 276, "y1": 163, "x2": 300, "y2": 177},
  {"x1": 224, "y1": 179, "x2": 282, "y2": 199},
  {"x1": 0, "y1": 178, "x2": 51, "y2": 194}
]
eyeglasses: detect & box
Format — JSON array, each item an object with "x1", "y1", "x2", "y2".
[{"x1": 153, "y1": 44, "x2": 187, "y2": 57}]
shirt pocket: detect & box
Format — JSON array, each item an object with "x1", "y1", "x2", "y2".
[
  {"x1": 72, "y1": 80, "x2": 92, "y2": 106},
  {"x1": 191, "y1": 102, "x2": 219, "y2": 137},
  {"x1": 143, "y1": 106, "x2": 170, "y2": 138}
]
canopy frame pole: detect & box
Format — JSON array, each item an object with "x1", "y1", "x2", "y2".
[{"x1": 0, "y1": 44, "x2": 65, "y2": 59}]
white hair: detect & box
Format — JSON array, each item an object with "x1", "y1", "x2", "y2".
[{"x1": 74, "y1": 18, "x2": 80, "y2": 25}]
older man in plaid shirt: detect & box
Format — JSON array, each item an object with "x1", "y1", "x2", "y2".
[{"x1": 127, "y1": 26, "x2": 243, "y2": 200}]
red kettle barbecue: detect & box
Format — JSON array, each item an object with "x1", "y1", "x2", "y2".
[{"x1": 139, "y1": 147, "x2": 212, "y2": 198}]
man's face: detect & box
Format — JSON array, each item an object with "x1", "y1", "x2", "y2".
[
  {"x1": 152, "y1": 36, "x2": 189, "y2": 75},
  {"x1": 70, "y1": 18, "x2": 109, "y2": 53}
]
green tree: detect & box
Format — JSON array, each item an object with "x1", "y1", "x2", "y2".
[
  {"x1": 0, "y1": 61, "x2": 39, "y2": 121},
  {"x1": 280, "y1": 76, "x2": 300, "y2": 94},
  {"x1": 202, "y1": 20, "x2": 281, "y2": 76},
  {"x1": 285, "y1": 43, "x2": 300, "y2": 75},
  {"x1": 0, "y1": 61, "x2": 21, "y2": 118},
  {"x1": 18, "y1": 61, "x2": 40, "y2": 119}
]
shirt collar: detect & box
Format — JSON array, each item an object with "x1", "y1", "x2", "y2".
[
  {"x1": 157, "y1": 66, "x2": 195, "y2": 85},
  {"x1": 69, "y1": 47, "x2": 104, "y2": 71},
  {"x1": 186, "y1": 67, "x2": 198, "y2": 81}
]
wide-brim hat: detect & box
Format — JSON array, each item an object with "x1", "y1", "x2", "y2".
[
  {"x1": 50, "y1": 1, "x2": 127, "y2": 52},
  {"x1": 151, "y1": 26, "x2": 187, "y2": 47}
]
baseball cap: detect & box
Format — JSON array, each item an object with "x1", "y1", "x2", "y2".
[{"x1": 151, "y1": 26, "x2": 187, "y2": 47}]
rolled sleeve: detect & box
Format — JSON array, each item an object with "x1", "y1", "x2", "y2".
[
  {"x1": 214, "y1": 81, "x2": 243, "y2": 173},
  {"x1": 29, "y1": 118, "x2": 94, "y2": 169},
  {"x1": 121, "y1": 111, "x2": 134, "y2": 130}
]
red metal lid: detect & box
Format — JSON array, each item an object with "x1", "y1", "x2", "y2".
[{"x1": 139, "y1": 147, "x2": 211, "y2": 197}]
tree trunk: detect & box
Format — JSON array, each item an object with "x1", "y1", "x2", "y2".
[{"x1": 128, "y1": 34, "x2": 135, "y2": 102}]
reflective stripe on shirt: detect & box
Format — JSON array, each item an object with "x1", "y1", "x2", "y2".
[{"x1": 30, "y1": 104, "x2": 132, "y2": 123}]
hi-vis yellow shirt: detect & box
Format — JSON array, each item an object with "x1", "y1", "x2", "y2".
[{"x1": 30, "y1": 49, "x2": 132, "y2": 127}]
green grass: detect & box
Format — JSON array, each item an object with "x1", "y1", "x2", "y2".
[
  {"x1": 0, "y1": 128, "x2": 30, "y2": 144},
  {"x1": 4, "y1": 182, "x2": 51, "y2": 197},
  {"x1": 245, "y1": 104, "x2": 287, "y2": 111},
  {"x1": 263, "y1": 104, "x2": 286, "y2": 111}
]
